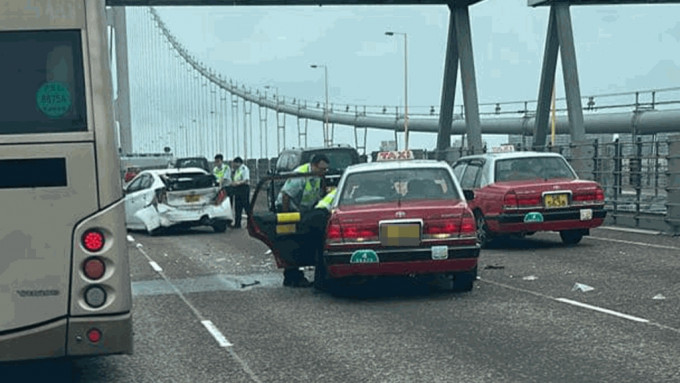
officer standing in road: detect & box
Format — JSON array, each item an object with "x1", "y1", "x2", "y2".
[
  {"x1": 212, "y1": 154, "x2": 231, "y2": 188},
  {"x1": 275, "y1": 153, "x2": 330, "y2": 287},
  {"x1": 231, "y1": 157, "x2": 250, "y2": 229}
]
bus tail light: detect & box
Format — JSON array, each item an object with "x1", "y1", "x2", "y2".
[
  {"x1": 84, "y1": 286, "x2": 107, "y2": 308},
  {"x1": 87, "y1": 328, "x2": 102, "y2": 343},
  {"x1": 81, "y1": 229, "x2": 105, "y2": 252},
  {"x1": 83, "y1": 257, "x2": 105, "y2": 280}
]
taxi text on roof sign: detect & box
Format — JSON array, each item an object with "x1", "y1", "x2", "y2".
[
  {"x1": 491, "y1": 145, "x2": 515, "y2": 153},
  {"x1": 376, "y1": 150, "x2": 414, "y2": 161}
]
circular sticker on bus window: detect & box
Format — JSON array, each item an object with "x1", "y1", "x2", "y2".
[{"x1": 36, "y1": 82, "x2": 72, "y2": 118}]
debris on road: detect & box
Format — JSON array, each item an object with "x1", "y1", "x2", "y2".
[{"x1": 571, "y1": 283, "x2": 594, "y2": 292}]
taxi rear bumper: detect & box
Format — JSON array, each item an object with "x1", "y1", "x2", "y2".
[
  {"x1": 488, "y1": 207, "x2": 606, "y2": 233},
  {"x1": 324, "y1": 246, "x2": 479, "y2": 278}
]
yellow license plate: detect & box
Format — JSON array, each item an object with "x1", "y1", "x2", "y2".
[
  {"x1": 544, "y1": 193, "x2": 568, "y2": 208},
  {"x1": 185, "y1": 194, "x2": 200, "y2": 203},
  {"x1": 380, "y1": 223, "x2": 420, "y2": 247}
]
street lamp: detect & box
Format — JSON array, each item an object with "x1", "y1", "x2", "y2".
[
  {"x1": 310, "y1": 64, "x2": 330, "y2": 147},
  {"x1": 385, "y1": 31, "x2": 409, "y2": 151}
]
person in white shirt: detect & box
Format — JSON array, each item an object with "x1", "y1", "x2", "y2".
[{"x1": 230, "y1": 156, "x2": 250, "y2": 228}]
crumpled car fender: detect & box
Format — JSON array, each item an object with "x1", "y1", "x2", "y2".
[{"x1": 133, "y1": 197, "x2": 235, "y2": 230}]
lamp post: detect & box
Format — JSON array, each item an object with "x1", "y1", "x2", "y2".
[
  {"x1": 310, "y1": 64, "x2": 329, "y2": 147},
  {"x1": 385, "y1": 31, "x2": 409, "y2": 151}
]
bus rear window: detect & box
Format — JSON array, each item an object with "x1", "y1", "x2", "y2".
[{"x1": 0, "y1": 29, "x2": 87, "y2": 134}]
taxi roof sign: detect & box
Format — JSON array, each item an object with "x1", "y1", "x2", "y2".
[
  {"x1": 491, "y1": 145, "x2": 515, "y2": 153},
  {"x1": 376, "y1": 150, "x2": 414, "y2": 161}
]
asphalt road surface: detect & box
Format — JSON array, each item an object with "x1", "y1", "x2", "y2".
[{"x1": 3, "y1": 225, "x2": 679, "y2": 383}]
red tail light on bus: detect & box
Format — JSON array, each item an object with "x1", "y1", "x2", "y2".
[
  {"x1": 83, "y1": 257, "x2": 106, "y2": 280},
  {"x1": 82, "y1": 229, "x2": 105, "y2": 252}
]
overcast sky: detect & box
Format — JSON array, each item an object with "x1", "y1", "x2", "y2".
[{"x1": 143, "y1": 0, "x2": 680, "y2": 153}]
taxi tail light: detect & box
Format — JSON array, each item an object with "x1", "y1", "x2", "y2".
[
  {"x1": 517, "y1": 195, "x2": 541, "y2": 206},
  {"x1": 460, "y1": 213, "x2": 476, "y2": 235},
  {"x1": 573, "y1": 188, "x2": 605, "y2": 202},
  {"x1": 424, "y1": 222, "x2": 458, "y2": 238},
  {"x1": 326, "y1": 220, "x2": 342, "y2": 244},
  {"x1": 342, "y1": 225, "x2": 378, "y2": 242},
  {"x1": 503, "y1": 191, "x2": 518, "y2": 209}
]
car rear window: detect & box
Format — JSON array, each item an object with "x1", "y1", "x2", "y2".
[
  {"x1": 162, "y1": 172, "x2": 215, "y2": 191},
  {"x1": 302, "y1": 150, "x2": 357, "y2": 173},
  {"x1": 495, "y1": 157, "x2": 576, "y2": 182},
  {"x1": 339, "y1": 168, "x2": 459, "y2": 205}
]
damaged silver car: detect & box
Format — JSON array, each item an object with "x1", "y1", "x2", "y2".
[{"x1": 124, "y1": 167, "x2": 234, "y2": 234}]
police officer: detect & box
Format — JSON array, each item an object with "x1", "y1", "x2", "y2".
[
  {"x1": 275, "y1": 154, "x2": 330, "y2": 287},
  {"x1": 212, "y1": 154, "x2": 231, "y2": 188},
  {"x1": 231, "y1": 157, "x2": 250, "y2": 228}
]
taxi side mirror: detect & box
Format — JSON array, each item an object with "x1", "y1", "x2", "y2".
[{"x1": 463, "y1": 189, "x2": 475, "y2": 201}]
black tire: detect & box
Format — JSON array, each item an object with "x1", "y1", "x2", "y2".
[
  {"x1": 452, "y1": 268, "x2": 477, "y2": 292},
  {"x1": 560, "y1": 230, "x2": 583, "y2": 245},
  {"x1": 148, "y1": 227, "x2": 163, "y2": 236},
  {"x1": 212, "y1": 220, "x2": 229, "y2": 233},
  {"x1": 474, "y1": 211, "x2": 492, "y2": 248}
]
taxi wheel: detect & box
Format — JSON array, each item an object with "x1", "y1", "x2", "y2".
[
  {"x1": 452, "y1": 268, "x2": 476, "y2": 292},
  {"x1": 559, "y1": 230, "x2": 583, "y2": 245},
  {"x1": 474, "y1": 212, "x2": 492, "y2": 248}
]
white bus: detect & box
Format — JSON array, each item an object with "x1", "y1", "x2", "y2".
[{"x1": 0, "y1": 0, "x2": 132, "y2": 361}]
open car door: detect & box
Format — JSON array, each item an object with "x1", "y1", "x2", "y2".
[{"x1": 247, "y1": 173, "x2": 328, "y2": 269}]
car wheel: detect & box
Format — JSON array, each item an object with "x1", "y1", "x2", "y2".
[
  {"x1": 212, "y1": 220, "x2": 229, "y2": 233},
  {"x1": 148, "y1": 227, "x2": 163, "y2": 236},
  {"x1": 560, "y1": 230, "x2": 583, "y2": 245},
  {"x1": 452, "y1": 268, "x2": 477, "y2": 292},
  {"x1": 474, "y1": 211, "x2": 492, "y2": 248}
]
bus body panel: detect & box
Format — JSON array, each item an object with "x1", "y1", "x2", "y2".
[
  {"x1": 0, "y1": 0, "x2": 132, "y2": 361},
  {"x1": 0, "y1": 143, "x2": 97, "y2": 331},
  {"x1": 0, "y1": 0, "x2": 85, "y2": 30},
  {"x1": 85, "y1": 0, "x2": 126, "y2": 208}
]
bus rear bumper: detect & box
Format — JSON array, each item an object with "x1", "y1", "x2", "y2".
[
  {"x1": 67, "y1": 312, "x2": 133, "y2": 357},
  {"x1": 0, "y1": 318, "x2": 68, "y2": 362},
  {"x1": 0, "y1": 312, "x2": 132, "y2": 362}
]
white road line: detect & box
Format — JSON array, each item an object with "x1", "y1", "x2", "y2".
[
  {"x1": 201, "y1": 320, "x2": 233, "y2": 347},
  {"x1": 555, "y1": 298, "x2": 649, "y2": 323},
  {"x1": 481, "y1": 278, "x2": 680, "y2": 333},
  {"x1": 134, "y1": 244, "x2": 263, "y2": 383},
  {"x1": 588, "y1": 236, "x2": 680, "y2": 251},
  {"x1": 598, "y1": 226, "x2": 661, "y2": 235},
  {"x1": 149, "y1": 261, "x2": 163, "y2": 272}
]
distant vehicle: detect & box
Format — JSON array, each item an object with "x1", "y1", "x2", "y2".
[
  {"x1": 248, "y1": 156, "x2": 480, "y2": 292},
  {"x1": 169, "y1": 156, "x2": 211, "y2": 173},
  {"x1": 124, "y1": 168, "x2": 233, "y2": 234},
  {"x1": 119, "y1": 152, "x2": 174, "y2": 178},
  {"x1": 0, "y1": 0, "x2": 132, "y2": 362},
  {"x1": 273, "y1": 145, "x2": 362, "y2": 185},
  {"x1": 451, "y1": 150, "x2": 606, "y2": 247}
]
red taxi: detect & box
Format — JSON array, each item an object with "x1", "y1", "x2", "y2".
[
  {"x1": 451, "y1": 150, "x2": 606, "y2": 247},
  {"x1": 247, "y1": 154, "x2": 480, "y2": 292}
]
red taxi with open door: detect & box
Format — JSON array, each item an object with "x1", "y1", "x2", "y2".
[
  {"x1": 248, "y1": 151, "x2": 480, "y2": 292},
  {"x1": 451, "y1": 149, "x2": 606, "y2": 247}
]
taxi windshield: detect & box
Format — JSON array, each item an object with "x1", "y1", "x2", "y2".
[
  {"x1": 495, "y1": 157, "x2": 576, "y2": 182},
  {"x1": 338, "y1": 168, "x2": 459, "y2": 206}
]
